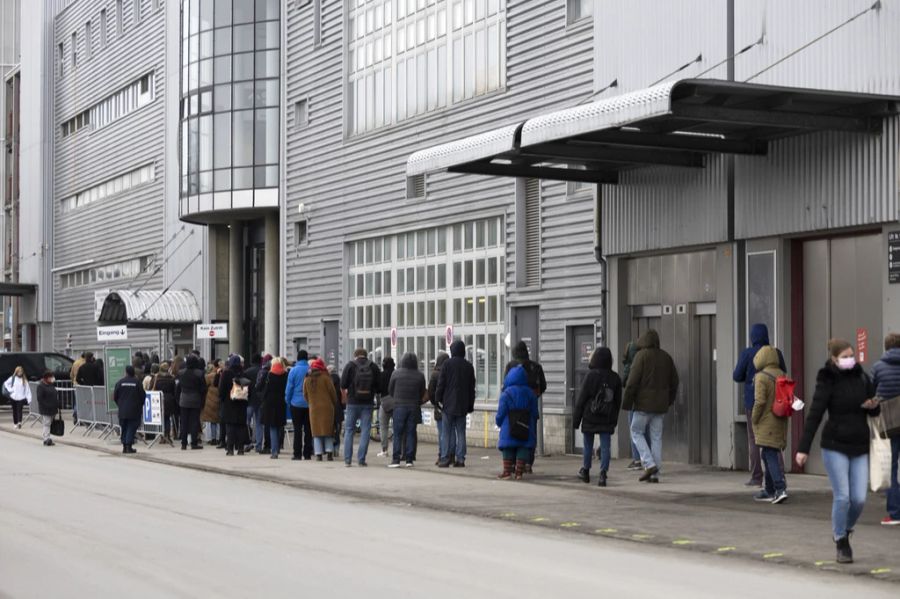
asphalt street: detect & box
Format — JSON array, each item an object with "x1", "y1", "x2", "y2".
[{"x1": 0, "y1": 432, "x2": 896, "y2": 599}]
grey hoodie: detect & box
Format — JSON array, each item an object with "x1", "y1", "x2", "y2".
[{"x1": 388, "y1": 352, "x2": 426, "y2": 408}]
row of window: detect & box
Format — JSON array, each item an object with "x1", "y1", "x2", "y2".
[
  {"x1": 182, "y1": 0, "x2": 280, "y2": 39},
  {"x1": 59, "y1": 255, "x2": 152, "y2": 290},
  {"x1": 61, "y1": 74, "x2": 154, "y2": 138},
  {"x1": 350, "y1": 294, "x2": 503, "y2": 331},
  {"x1": 348, "y1": 256, "x2": 505, "y2": 298},
  {"x1": 61, "y1": 164, "x2": 155, "y2": 213},
  {"x1": 181, "y1": 79, "x2": 279, "y2": 119},
  {"x1": 59, "y1": 1, "x2": 162, "y2": 78}
]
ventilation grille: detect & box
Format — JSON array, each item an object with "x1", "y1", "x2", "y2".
[
  {"x1": 407, "y1": 174, "x2": 426, "y2": 199},
  {"x1": 524, "y1": 178, "x2": 541, "y2": 287}
]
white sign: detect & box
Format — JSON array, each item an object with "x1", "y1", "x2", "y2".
[
  {"x1": 445, "y1": 325, "x2": 454, "y2": 348},
  {"x1": 422, "y1": 409, "x2": 433, "y2": 426},
  {"x1": 196, "y1": 323, "x2": 228, "y2": 339},
  {"x1": 143, "y1": 391, "x2": 162, "y2": 426},
  {"x1": 390, "y1": 328, "x2": 398, "y2": 348},
  {"x1": 97, "y1": 325, "x2": 128, "y2": 342}
]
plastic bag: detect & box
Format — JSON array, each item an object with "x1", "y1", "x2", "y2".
[{"x1": 869, "y1": 416, "x2": 892, "y2": 493}]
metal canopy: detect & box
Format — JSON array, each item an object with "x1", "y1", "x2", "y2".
[
  {"x1": 406, "y1": 79, "x2": 900, "y2": 183},
  {"x1": 97, "y1": 290, "x2": 201, "y2": 329},
  {"x1": 0, "y1": 282, "x2": 36, "y2": 297}
]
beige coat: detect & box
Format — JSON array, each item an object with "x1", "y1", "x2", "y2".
[{"x1": 751, "y1": 346, "x2": 789, "y2": 450}]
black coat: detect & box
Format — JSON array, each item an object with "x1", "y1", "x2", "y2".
[
  {"x1": 572, "y1": 348, "x2": 623, "y2": 434},
  {"x1": 330, "y1": 372, "x2": 343, "y2": 426},
  {"x1": 435, "y1": 341, "x2": 476, "y2": 417},
  {"x1": 76, "y1": 360, "x2": 103, "y2": 386},
  {"x1": 36, "y1": 381, "x2": 59, "y2": 416},
  {"x1": 261, "y1": 371, "x2": 288, "y2": 427},
  {"x1": 153, "y1": 372, "x2": 178, "y2": 416},
  {"x1": 244, "y1": 365, "x2": 262, "y2": 408},
  {"x1": 219, "y1": 368, "x2": 248, "y2": 425},
  {"x1": 503, "y1": 341, "x2": 547, "y2": 396},
  {"x1": 113, "y1": 375, "x2": 145, "y2": 420},
  {"x1": 176, "y1": 367, "x2": 207, "y2": 409},
  {"x1": 799, "y1": 361, "x2": 879, "y2": 456},
  {"x1": 389, "y1": 353, "x2": 426, "y2": 408}
]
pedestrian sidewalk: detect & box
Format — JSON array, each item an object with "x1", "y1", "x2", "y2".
[{"x1": 3, "y1": 410, "x2": 899, "y2": 584}]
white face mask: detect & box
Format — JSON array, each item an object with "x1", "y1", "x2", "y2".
[{"x1": 837, "y1": 356, "x2": 856, "y2": 371}]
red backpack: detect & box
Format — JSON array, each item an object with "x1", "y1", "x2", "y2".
[{"x1": 762, "y1": 372, "x2": 796, "y2": 418}]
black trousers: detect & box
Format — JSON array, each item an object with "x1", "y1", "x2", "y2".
[
  {"x1": 180, "y1": 407, "x2": 201, "y2": 447},
  {"x1": 290, "y1": 406, "x2": 313, "y2": 458},
  {"x1": 11, "y1": 400, "x2": 25, "y2": 424},
  {"x1": 226, "y1": 423, "x2": 246, "y2": 451}
]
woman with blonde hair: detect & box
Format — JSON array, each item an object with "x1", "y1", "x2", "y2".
[
  {"x1": 4, "y1": 366, "x2": 32, "y2": 429},
  {"x1": 260, "y1": 357, "x2": 288, "y2": 458}
]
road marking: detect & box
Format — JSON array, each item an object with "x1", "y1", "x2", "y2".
[
  {"x1": 595, "y1": 528, "x2": 618, "y2": 534},
  {"x1": 716, "y1": 547, "x2": 736, "y2": 553},
  {"x1": 814, "y1": 560, "x2": 835, "y2": 567},
  {"x1": 560, "y1": 522, "x2": 580, "y2": 528},
  {"x1": 672, "y1": 539, "x2": 694, "y2": 546},
  {"x1": 530, "y1": 517, "x2": 548, "y2": 522},
  {"x1": 500, "y1": 512, "x2": 517, "y2": 518},
  {"x1": 763, "y1": 552, "x2": 784, "y2": 559},
  {"x1": 870, "y1": 568, "x2": 892, "y2": 575},
  {"x1": 632, "y1": 533, "x2": 653, "y2": 540}
]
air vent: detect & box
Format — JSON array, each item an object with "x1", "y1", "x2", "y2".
[
  {"x1": 406, "y1": 174, "x2": 426, "y2": 199},
  {"x1": 524, "y1": 178, "x2": 541, "y2": 287}
]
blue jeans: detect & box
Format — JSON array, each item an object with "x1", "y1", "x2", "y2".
[
  {"x1": 208, "y1": 422, "x2": 219, "y2": 442},
  {"x1": 313, "y1": 436, "x2": 334, "y2": 455},
  {"x1": 822, "y1": 448, "x2": 869, "y2": 540},
  {"x1": 628, "y1": 411, "x2": 647, "y2": 461},
  {"x1": 119, "y1": 418, "x2": 139, "y2": 446},
  {"x1": 269, "y1": 426, "x2": 282, "y2": 457},
  {"x1": 248, "y1": 405, "x2": 264, "y2": 450},
  {"x1": 630, "y1": 411, "x2": 664, "y2": 471},
  {"x1": 760, "y1": 446, "x2": 786, "y2": 495},
  {"x1": 392, "y1": 406, "x2": 416, "y2": 462},
  {"x1": 887, "y1": 437, "x2": 900, "y2": 520},
  {"x1": 344, "y1": 403, "x2": 372, "y2": 464},
  {"x1": 582, "y1": 432, "x2": 611, "y2": 472},
  {"x1": 440, "y1": 414, "x2": 467, "y2": 463}
]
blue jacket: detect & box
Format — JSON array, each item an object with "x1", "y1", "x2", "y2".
[
  {"x1": 733, "y1": 324, "x2": 786, "y2": 412},
  {"x1": 495, "y1": 366, "x2": 539, "y2": 450},
  {"x1": 872, "y1": 348, "x2": 900, "y2": 400},
  {"x1": 285, "y1": 360, "x2": 310, "y2": 408}
]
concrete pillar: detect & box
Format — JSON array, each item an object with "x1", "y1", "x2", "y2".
[
  {"x1": 228, "y1": 222, "x2": 244, "y2": 355},
  {"x1": 263, "y1": 211, "x2": 280, "y2": 356}
]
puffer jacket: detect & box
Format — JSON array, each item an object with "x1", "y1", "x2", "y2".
[
  {"x1": 389, "y1": 352, "x2": 426, "y2": 408},
  {"x1": 573, "y1": 347, "x2": 622, "y2": 434},
  {"x1": 623, "y1": 330, "x2": 679, "y2": 414},
  {"x1": 872, "y1": 347, "x2": 900, "y2": 400},
  {"x1": 175, "y1": 358, "x2": 207, "y2": 409},
  {"x1": 750, "y1": 346, "x2": 788, "y2": 450},
  {"x1": 200, "y1": 371, "x2": 221, "y2": 423},
  {"x1": 495, "y1": 366, "x2": 539, "y2": 449}
]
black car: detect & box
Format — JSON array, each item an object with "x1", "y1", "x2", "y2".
[{"x1": 0, "y1": 352, "x2": 75, "y2": 405}]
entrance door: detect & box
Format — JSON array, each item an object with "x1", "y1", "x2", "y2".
[
  {"x1": 568, "y1": 325, "x2": 595, "y2": 451},
  {"x1": 512, "y1": 306, "x2": 540, "y2": 360},
  {"x1": 689, "y1": 304, "x2": 717, "y2": 465},
  {"x1": 323, "y1": 320, "x2": 340, "y2": 370}
]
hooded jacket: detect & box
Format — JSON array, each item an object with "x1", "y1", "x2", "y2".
[
  {"x1": 799, "y1": 360, "x2": 879, "y2": 456},
  {"x1": 36, "y1": 380, "x2": 59, "y2": 416},
  {"x1": 380, "y1": 358, "x2": 396, "y2": 398},
  {"x1": 872, "y1": 348, "x2": 900, "y2": 401},
  {"x1": 389, "y1": 353, "x2": 427, "y2": 408},
  {"x1": 623, "y1": 330, "x2": 679, "y2": 414},
  {"x1": 502, "y1": 341, "x2": 548, "y2": 396},
  {"x1": 218, "y1": 363, "x2": 248, "y2": 426},
  {"x1": 495, "y1": 366, "x2": 539, "y2": 449},
  {"x1": 285, "y1": 359, "x2": 310, "y2": 408},
  {"x1": 733, "y1": 324, "x2": 787, "y2": 412},
  {"x1": 113, "y1": 374, "x2": 145, "y2": 420},
  {"x1": 304, "y1": 364, "x2": 337, "y2": 437},
  {"x1": 573, "y1": 347, "x2": 623, "y2": 434},
  {"x1": 435, "y1": 340, "x2": 476, "y2": 416},
  {"x1": 428, "y1": 353, "x2": 449, "y2": 421},
  {"x1": 175, "y1": 355, "x2": 206, "y2": 409},
  {"x1": 750, "y1": 346, "x2": 788, "y2": 450}
]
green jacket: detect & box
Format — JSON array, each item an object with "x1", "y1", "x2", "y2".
[
  {"x1": 623, "y1": 330, "x2": 679, "y2": 414},
  {"x1": 751, "y1": 346, "x2": 789, "y2": 450}
]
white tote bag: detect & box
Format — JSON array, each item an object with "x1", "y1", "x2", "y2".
[{"x1": 869, "y1": 416, "x2": 892, "y2": 493}]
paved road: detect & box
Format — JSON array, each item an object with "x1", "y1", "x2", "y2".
[{"x1": 0, "y1": 433, "x2": 894, "y2": 599}]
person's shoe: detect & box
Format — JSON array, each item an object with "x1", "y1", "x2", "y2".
[
  {"x1": 216, "y1": 443, "x2": 226, "y2": 449},
  {"x1": 345, "y1": 461, "x2": 352, "y2": 467},
  {"x1": 405, "y1": 461, "x2": 414, "y2": 468},
  {"x1": 190, "y1": 444, "x2": 203, "y2": 450},
  {"x1": 626, "y1": 460, "x2": 643, "y2": 471},
  {"x1": 745, "y1": 479, "x2": 763, "y2": 487},
  {"x1": 438, "y1": 459, "x2": 451, "y2": 468},
  {"x1": 598, "y1": 470, "x2": 608, "y2": 487},
  {"x1": 836, "y1": 536, "x2": 853, "y2": 563},
  {"x1": 123, "y1": 445, "x2": 129, "y2": 454},
  {"x1": 15, "y1": 423, "x2": 21, "y2": 429},
  {"x1": 498, "y1": 459, "x2": 514, "y2": 479},
  {"x1": 453, "y1": 460, "x2": 465, "y2": 468},
  {"x1": 47, "y1": 439, "x2": 55, "y2": 446},
  {"x1": 376, "y1": 450, "x2": 388, "y2": 457},
  {"x1": 388, "y1": 461, "x2": 402, "y2": 468},
  {"x1": 753, "y1": 490, "x2": 773, "y2": 502},
  {"x1": 256, "y1": 449, "x2": 266, "y2": 454},
  {"x1": 237, "y1": 449, "x2": 245, "y2": 456},
  {"x1": 514, "y1": 459, "x2": 526, "y2": 480},
  {"x1": 648, "y1": 475, "x2": 659, "y2": 483},
  {"x1": 881, "y1": 516, "x2": 900, "y2": 526},
  {"x1": 771, "y1": 490, "x2": 788, "y2": 504},
  {"x1": 316, "y1": 455, "x2": 323, "y2": 462},
  {"x1": 358, "y1": 461, "x2": 368, "y2": 467},
  {"x1": 639, "y1": 466, "x2": 659, "y2": 482},
  {"x1": 43, "y1": 439, "x2": 50, "y2": 446},
  {"x1": 326, "y1": 452, "x2": 334, "y2": 461},
  {"x1": 270, "y1": 454, "x2": 278, "y2": 459},
  {"x1": 181, "y1": 444, "x2": 187, "y2": 450},
  {"x1": 226, "y1": 449, "x2": 234, "y2": 456},
  {"x1": 577, "y1": 468, "x2": 590, "y2": 484},
  {"x1": 291, "y1": 455, "x2": 301, "y2": 461},
  {"x1": 449, "y1": 456, "x2": 457, "y2": 466},
  {"x1": 524, "y1": 464, "x2": 533, "y2": 474},
  {"x1": 127, "y1": 446, "x2": 137, "y2": 454}
]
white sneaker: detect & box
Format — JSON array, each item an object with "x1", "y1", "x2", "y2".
[
  {"x1": 15, "y1": 423, "x2": 22, "y2": 429},
  {"x1": 388, "y1": 462, "x2": 401, "y2": 468},
  {"x1": 376, "y1": 451, "x2": 388, "y2": 457},
  {"x1": 404, "y1": 462, "x2": 414, "y2": 468}
]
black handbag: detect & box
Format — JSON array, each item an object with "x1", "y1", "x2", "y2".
[
  {"x1": 508, "y1": 409, "x2": 531, "y2": 441},
  {"x1": 50, "y1": 411, "x2": 65, "y2": 437}
]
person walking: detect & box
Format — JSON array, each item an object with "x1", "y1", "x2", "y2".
[
  {"x1": 304, "y1": 358, "x2": 338, "y2": 461},
  {"x1": 503, "y1": 341, "x2": 547, "y2": 474},
  {"x1": 622, "y1": 340, "x2": 645, "y2": 471},
  {"x1": 573, "y1": 348, "x2": 622, "y2": 487},
  {"x1": 175, "y1": 354, "x2": 206, "y2": 450},
  {"x1": 436, "y1": 340, "x2": 475, "y2": 468},
  {"x1": 872, "y1": 332, "x2": 900, "y2": 526},
  {"x1": 734, "y1": 323, "x2": 787, "y2": 487},
  {"x1": 387, "y1": 353, "x2": 426, "y2": 468},
  {"x1": 624, "y1": 329, "x2": 679, "y2": 483},
  {"x1": 36, "y1": 370, "x2": 59, "y2": 446},
  {"x1": 285, "y1": 350, "x2": 312, "y2": 460},
  {"x1": 219, "y1": 355, "x2": 248, "y2": 456},
  {"x1": 376, "y1": 357, "x2": 395, "y2": 458},
  {"x1": 113, "y1": 365, "x2": 145, "y2": 454},
  {"x1": 796, "y1": 339, "x2": 880, "y2": 564},
  {"x1": 750, "y1": 346, "x2": 790, "y2": 504},
  {"x1": 428, "y1": 353, "x2": 448, "y2": 465},
  {"x1": 340, "y1": 348, "x2": 381, "y2": 467},
  {"x1": 261, "y1": 358, "x2": 288, "y2": 458},
  {"x1": 244, "y1": 354, "x2": 264, "y2": 453},
  {"x1": 154, "y1": 362, "x2": 178, "y2": 445},
  {"x1": 4, "y1": 366, "x2": 32, "y2": 429},
  {"x1": 495, "y1": 365, "x2": 539, "y2": 480},
  {"x1": 202, "y1": 359, "x2": 222, "y2": 446},
  {"x1": 328, "y1": 364, "x2": 343, "y2": 457}
]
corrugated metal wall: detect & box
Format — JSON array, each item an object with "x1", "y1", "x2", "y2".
[
  {"x1": 284, "y1": 0, "x2": 600, "y2": 409},
  {"x1": 52, "y1": 0, "x2": 166, "y2": 354}
]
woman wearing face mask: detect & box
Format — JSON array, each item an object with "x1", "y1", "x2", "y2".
[{"x1": 796, "y1": 339, "x2": 880, "y2": 564}]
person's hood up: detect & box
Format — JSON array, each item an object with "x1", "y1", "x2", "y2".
[
  {"x1": 226, "y1": 355, "x2": 242, "y2": 371},
  {"x1": 185, "y1": 354, "x2": 199, "y2": 369},
  {"x1": 503, "y1": 364, "x2": 529, "y2": 388},
  {"x1": 753, "y1": 345, "x2": 780, "y2": 371},
  {"x1": 270, "y1": 361, "x2": 285, "y2": 376},
  {"x1": 881, "y1": 347, "x2": 900, "y2": 365},
  {"x1": 589, "y1": 346, "x2": 613, "y2": 370},
  {"x1": 310, "y1": 358, "x2": 327, "y2": 372},
  {"x1": 450, "y1": 340, "x2": 466, "y2": 358},
  {"x1": 750, "y1": 323, "x2": 770, "y2": 348},
  {"x1": 512, "y1": 341, "x2": 529, "y2": 361},
  {"x1": 382, "y1": 357, "x2": 395, "y2": 372},
  {"x1": 399, "y1": 352, "x2": 418, "y2": 370},
  {"x1": 637, "y1": 329, "x2": 660, "y2": 350},
  {"x1": 434, "y1": 353, "x2": 449, "y2": 371}
]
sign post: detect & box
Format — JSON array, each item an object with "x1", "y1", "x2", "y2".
[
  {"x1": 445, "y1": 325, "x2": 454, "y2": 350},
  {"x1": 104, "y1": 347, "x2": 132, "y2": 411},
  {"x1": 196, "y1": 323, "x2": 228, "y2": 340},
  {"x1": 97, "y1": 325, "x2": 128, "y2": 342}
]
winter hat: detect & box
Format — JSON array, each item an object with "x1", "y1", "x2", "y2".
[
  {"x1": 271, "y1": 359, "x2": 285, "y2": 375},
  {"x1": 310, "y1": 358, "x2": 327, "y2": 372}
]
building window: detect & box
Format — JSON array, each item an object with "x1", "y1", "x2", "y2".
[
  {"x1": 566, "y1": 0, "x2": 593, "y2": 24},
  {"x1": 516, "y1": 178, "x2": 541, "y2": 288},
  {"x1": 134, "y1": 0, "x2": 142, "y2": 24},
  {"x1": 71, "y1": 32, "x2": 77, "y2": 68},
  {"x1": 61, "y1": 164, "x2": 156, "y2": 212},
  {"x1": 347, "y1": 0, "x2": 507, "y2": 135},
  {"x1": 295, "y1": 219, "x2": 308, "y2": 245},
  {"x1": 295, "y1": 98, "x2": 309, "y2": 128},
  {"x1": 100, "y1": 9, "x2": 108, "y2": 47},
  {"x1": 152, "y1": 0, "x2": 160, "y2": 11},
  {"x1": 314, "y1": 0, "x2": 322, "y2": 46},
  {"x1": 58, "y1": 43, "x2": 64, "y2": 77},
  {"x1": 85, "y1": 21, "x2": 93, "y2": 60},
  {"x1": 59, "y1": 256, "x2": 152, "y2": 290},
  {"x1": 116, "y1": 0, "x2": 124, "y2": 36}
]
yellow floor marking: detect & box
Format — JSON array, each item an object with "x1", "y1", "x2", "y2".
[
  {"x1": 530, "y1": 517, "x2": 548, "y2": 522},
  {"x1": 500, "y1": 512, "x2": 517, "y2": 518},
  {"x1": 814, "y1": 560, "x2": 835, "y2": 567},
  {"x1": 672, "y1": 539, "x2": 694, "y2": 546},
  {"x1": 763, "y1": 552, "x2": 784, "y2": 559},
  {"x1": 595, "y1": 528, "x2": 618, "y2": 534},
  {"x1": 716, "y1": 547, "x2": 736, "y2": 553},
  {"x1": 632, "y1": 533, "x2": 653, "y2": 540},
  {"x1": 870, "y1": 568, "x2": 892, "y2": 575},
  {"x1": 560, "y1": 522, "x2": 580, "y2": 528}
]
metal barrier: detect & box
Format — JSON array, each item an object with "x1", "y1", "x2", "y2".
[
  {"x1": 55, "y1": 379, "x2": 75, "y2": 411},
  {"x1": 137, "y1": 391, "x2": 165, "y2": 449},
  {"x1": 73, "y1": 386, "x2": 95, "y2": 434},
  {"x1": 25, "y1": 382, "x2": 41, "y2": 426}
]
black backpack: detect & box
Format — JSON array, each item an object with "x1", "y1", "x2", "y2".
[
  {"x1": 353, "y1": 359, "x2": 374, "y2": 399},
  {"x1": 589, "y1": 382, "x2": 615, "y2": 420}
]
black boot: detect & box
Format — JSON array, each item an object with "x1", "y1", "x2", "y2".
[
  {"x1": 598, "y1": 470, "x2": 608, "y2": 487},
  {"x1": 577, "y1": 468, "x2": 590, "y2": 483},
  {"x1": 123, "y1": 445, "x2": 129, "y2": 454},
  {"x1": 326, "y1": 452, "x2": 334, "y2": 461},
  {"x1": 836, "y1": 536, "x2": 853, "y2": 564},
  {"x1": 127, "y1": 445, "x2": 137, "y2": 454}
]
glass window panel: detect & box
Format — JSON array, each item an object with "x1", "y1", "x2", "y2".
[
  {"x1": 199, "y1": 115, "x2": 213, "y2": 171},
  {"x1": 384, "y1": 270, "x2": 391, "y2": 293},
  {"x1": 415, "y1": 302, "x2": 424, "y2": 327},
  {"x1": 397, "y1": 268, "x2": 405, "y2": 293},
  {"x1": 427, "y1": 301, "x2": 435, "y2": 326},
  {"x1": 233, "y1": 24, "x2": 255, "y2": 52},
  {"x1": 437, "y1": 264, "x2": 446, "y2": 289},
  {"x1": 476, "y1": 258, "x2": 485, "y2": 285},
  {"x1": 256, "y1": 21, "x2": 279, "y2": 49},
  {"x1": 464, "y1": 221, "x2": 474, "y2": 249},
  {"x1": 200, "y1": 31, "x2": 214, "y2": 59},
  {"x1": 374, "y1": 239, "x2": 383, "y2": 262},
  {"x1": 488, "y1": 296, "x2": 498, "y2": 322},
  {"x1": 453, "y1": 298, "x2": 461, "y2": 323},
  {"x1": 199, "y1": 58, "x2": 213, "y2": 87},
  {"x1": 233, "y1": 166, "x2": 253, "y2": 189},
  {"x1": 416, "y1": 266, "x2": 425, "y2": 291},
  {"x1": 397, "y1": 233, "x2": 406, "y2": 259},
  {"x1": 374, "y1": 305, "x2": 382, "y2": 328},
  {"x1": 437, "y1": 300, "x2": 446, "y2": 324},
  {"x1": 476, "y1": 296, "x2": 485, "y2": 323},
  {"x1": 256, "y1": 49, "x2": 279, "y2": 78},
  {"x1": 374, "y1": 271, "x2": 382, "y2": 295},
  {"x1": 464, "y1": 297, "x2": 473, "y2": 323},
  {"x1": 452, "y1": 224, "x2": 462, "y2": 251},
  {"x1": 365, "y1": 239, "x2": 374, "y2": 263},
  {"x1": 384, "y1": 304, "x2": 392, "y2": 326},
  {"x1": 234, "y1": 81, "x2": 255, "y2": 109},
  {"x1": 256, "y1": 0, "x2": 279, "y2": 21},
  {"x1": 406, "y1": 267, "x2": 414, "y2": 292},
  {"x1": 397, "y1": 303, "x2": 405, "y2": 326},
  {"x1": 487, "y1": 256, "x2": 497, "y2": 284},
  {"x1": 385, "y1": 239, "x2": 392, "y2": 261},
  {"x1": 357, "y1": 306, "x2": 364, "y2": 329},
  {"x1": 232, "y1": 109, "x2": 254, "y2": 166},
  {"x1": 255, "y1": 78, "x2": 279, "y2": 107},
  {"x1": 437, "y1": 227, "x2": 447, "y2": 253},
  {"x1": 416, "y1": 230, "x2": 426, "y2": 256},
  {"x1": 214, "y1": 83, "x2": 232, "y2": 110},
  {"x1": 464, "y1": 260, "x2": 473, "y2": 286},
  {"x1": 464, "y1": 32, "x2": 475, "y2": 98},
  {"x1": 214, "y1": 55, "x2": 232, "y2": 83},
  {"x1": 233, "y1": 52, "x2": 254, "y2": 80},
  {"x1": 213, "y1": 168, "x2": 232, "y2": 191},
  {"x1": 233, "y1": 1, "x2": 254, "y2": 23},
  {"x1": 476, "y1": 220, "x2": 485, "y2": 248},
  {"x1": 406, "y1": 234, "x2": 414, "y2": 257},
  {"x1": 254, "y1": 108, "x2": 279, "y2": 165},
  {"x1": 214, "y1": 0, "x2": 232, "y2": 27},
  {"x1": 406, "y1": 302, "x2": 414, "y2": 324},
  {"x1": 427, "y1": 265, "x2": 435, "y2": 290},
  {"x1": 453, "y1": 262, "x2": 462, "y2": 288},
  {"x1": 366, "y1": 306, "x2": 373, "y2": 330}
]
